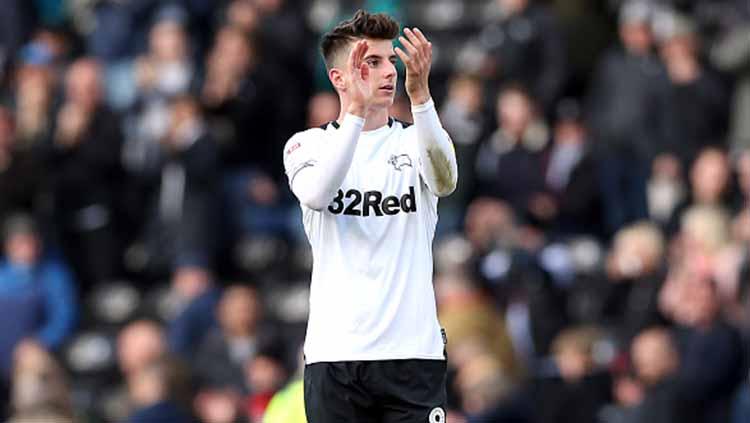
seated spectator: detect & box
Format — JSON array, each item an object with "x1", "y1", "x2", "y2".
[
  {"x1": 626, "y1": 326, "x2": 684, "y2": 423},
  {"x1": 166, "y1": 265, "x2": 221, "y2": 358},
  {"x1": 7, "y1": 341, "x2": 73, "y2": 423},
  {"x1": 0, "y1": 214, "x2": 77, "y2": 385},
  {"x1": 125, "y1": 356, "x2": 194, "y2": 423}
]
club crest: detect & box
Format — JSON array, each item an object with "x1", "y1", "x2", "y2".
[{"x1": 388, "y1": 154, "x2": 413, "y2": 171}]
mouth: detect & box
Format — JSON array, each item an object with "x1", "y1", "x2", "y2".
[{"x1": 379, "y1": 84, "x2": 394, "y2": 93}]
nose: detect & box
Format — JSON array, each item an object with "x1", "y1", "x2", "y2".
[{"x1": 384, "y1": 61, "x2": 396, "y2": 80}]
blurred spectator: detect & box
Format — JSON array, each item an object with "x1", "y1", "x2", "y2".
[
  {"x1": 194, "y1": 285, "x2": 284, "y2": 393},
  {"x1": 133, "y1": 95, "x2": 219, "y2": 275},
  {"x1": 602, "y1": 222, "x2": 667, "y2": 347},
  {"x1": 193, "y1": 387, "x2": 246, "y2": 423},
  {"x1": 660, "y1": 265, "x2": 745, "y2": 423},
  {"x1": 535, "y1": 99, "x2": 602, "y2": 237},
  {"x1": 12, "y1": 64, "x2": 55, "y2": 148},
  {"x1": 626, "y1": 326, "x2": 684, "y2": 423},
  {"x1": 0, "y1": 214, "x2": 77, "y2": 385},
  {"x1": 125, "y1": 356, "x2": 194, "y2": 423},
  {"x1": 586, "y1": 0, "x2": 670, "y2": 236},
  {"x1": 8, "y1": 340, "x2": 73, "y2": 423},
  {"x1": 438, "y1": 74, "x2": 486, "y2": 232},
  {"x1": 118, "y1": 320, "x2": 167, "y2": 378},
  {"x1": 477, "y1": 0, "x2": 567, "y2": 111},
  {"x1": 665, "y1": 147, "x2": 734, "y2": 235},
  {"x1": 0, "y1": 107, "x2": 45, "y2": 224},
  {"x1": 435, "y1": 273, "x2": 520, "y2": 380},
  {"x1": 534, "y1": 326, "x2": 612, "y2": 423},
  {"x1": 123, "y1": 12, "x2": 194, "y2": 175},
  {"x1": 475, "y1": 84, "x2": 548, "y2": 220},
  {"x1": 655, "y1": 11, "x2": 729, "y2": 166},
  {"x1": 455, "y1": 353, "x2": 520, "y2": 421},
  {"x1": 243, "y1": 353, "x2": 287, "y2": 422},
  {"x1": 167, "y1": 265, "x2": 221, "y2": 358},
  {"x1": 306, "y1": 91, "x2": 339, "y2": 128},
  {"x1": 42, "y1": 58, "x2": 124, "y2": 289}
]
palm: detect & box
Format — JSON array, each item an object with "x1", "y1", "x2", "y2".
[{"x1": 348, "y1": 40, "x2": 374, "y2": 108}]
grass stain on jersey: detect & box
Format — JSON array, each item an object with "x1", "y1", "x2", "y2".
[{"x1": 427, "y1": 148, "x2": 455, "y2": 195}]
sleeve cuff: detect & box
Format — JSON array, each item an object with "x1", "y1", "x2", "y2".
[
  {"x1": 343, "y1": 113, "x2": 366, "y2": 126},
  {"x1": 411, "y1": 98, "x2": 435, "y2": 114}
]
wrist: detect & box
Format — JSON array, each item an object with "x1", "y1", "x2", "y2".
[
  {"x1": 408, "y1": 86, "x2": 431, "y2": 106},
  {"x1": 347, "y1": 102, "x2": 367, "y2": 118}
]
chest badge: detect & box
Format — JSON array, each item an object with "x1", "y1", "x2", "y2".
[{"x1": 388, "y1": 154, "x2": 413, "y2": 171}]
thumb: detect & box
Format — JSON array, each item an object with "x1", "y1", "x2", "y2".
[{"x1": 359, "y1": 63, "x2": 369, "y2": 81}]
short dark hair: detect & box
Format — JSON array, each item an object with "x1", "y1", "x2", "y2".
[{"x1": 321, "y1": 9, "x2": 400, "y2": 69}]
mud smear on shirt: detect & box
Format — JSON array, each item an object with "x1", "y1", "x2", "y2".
[{"x1": 427, "y1": 148, "x2": 454, "y2": 194}]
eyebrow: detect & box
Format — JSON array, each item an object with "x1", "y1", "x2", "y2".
[{"x1": 363, "y1": 53, "x2": 398, "y2": 61}]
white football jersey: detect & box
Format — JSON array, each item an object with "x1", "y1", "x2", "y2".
[{"x1": 284, "y1": 118, "x2": 445, "y2": 363}]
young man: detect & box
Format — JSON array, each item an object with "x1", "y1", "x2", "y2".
[{"x1": 282, "y1": 9, "x2": 457, "y2": 423}]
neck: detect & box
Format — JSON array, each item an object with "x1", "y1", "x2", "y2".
[{"x1": 338, "y1": 97, "x2": 390, "y2": 131}]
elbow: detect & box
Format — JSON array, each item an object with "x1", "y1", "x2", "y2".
[
  {"x1": 298, "y1": 191, "x2": 330, "y2": 211},
  {"x1": 434, "y1": 174, "x2": 458, "y2": 197}
]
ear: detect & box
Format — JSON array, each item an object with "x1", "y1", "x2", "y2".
[{"x1": 329, "y1": 67, "x2": 346, "y2": 92}]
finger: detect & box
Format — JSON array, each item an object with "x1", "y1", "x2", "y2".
[
  {"x1": 403, "y1": 28, "x2": 423, "y2": 50},
  {"x1": 398, "y1": 36, "x2": 420, "y2": 60},
  {"x1": 413, "y1": 27, "x2": 430, "y2": 45},
  {"x1": 394, "y1": 46, "x2": 411, "y2": 66},
  {"x1": 412, "y1": 27, "x2": 432, "y2": 57}
]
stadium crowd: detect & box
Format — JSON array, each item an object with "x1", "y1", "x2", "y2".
[{"x1": 0, "y1": 0, "x2": 749, "y2": 422}]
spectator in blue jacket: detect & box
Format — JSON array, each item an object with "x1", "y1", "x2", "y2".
[{"x1": 0, "y1": 214, "x2": 77, "y2": 382}]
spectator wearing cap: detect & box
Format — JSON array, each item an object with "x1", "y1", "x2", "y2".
[
  {"x1": 0, "y1": 214, "x2": 77, "y2": 385},
  {"x1": 586, "y1": 0, "x2": 671, "y2": 237}
]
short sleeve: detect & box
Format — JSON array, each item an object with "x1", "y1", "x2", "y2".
[{"x1": 283, "y1": 130, "x2": 321, "y2": 189}]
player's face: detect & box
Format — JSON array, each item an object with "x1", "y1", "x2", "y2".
[{"x1": 361, "y1": 38, "x2": 398, "y2": 108}]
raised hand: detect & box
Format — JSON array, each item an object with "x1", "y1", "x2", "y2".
[
  {"x1": 347, "y1": 40, "x2": 375, "y2": 117},
  {"x1": 395, "y1": 27, "x2": 432, "y2": 105}
]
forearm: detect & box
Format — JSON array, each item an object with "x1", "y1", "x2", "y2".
[
  {"x1": 413, "y1": 98, "x2": 458, "y2": 196},
  {"x1": 291, "y1": 114, "x2": 364, "y2": 210}
]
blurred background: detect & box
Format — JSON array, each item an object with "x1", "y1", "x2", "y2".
[{"x1": 0, "y1": 0, "x2": 748, "y2": 422}]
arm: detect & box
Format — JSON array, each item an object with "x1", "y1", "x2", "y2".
[
  {"x1": 412, "y1": 99, "x2": 458, "y2": 196},
  {"x1": 396, "y1": 27, "x2": 457, "y2": 197},
  {"x1": 287, "y1": 114, "x2": 365, "y2": 210},
  {"x1": 36, "y1": 262, "x2": 77, "y2": 348}
]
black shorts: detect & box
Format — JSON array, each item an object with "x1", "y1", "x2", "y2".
[{"x1": 304, "y1": 358, "x2": 448, "y2": 423}]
